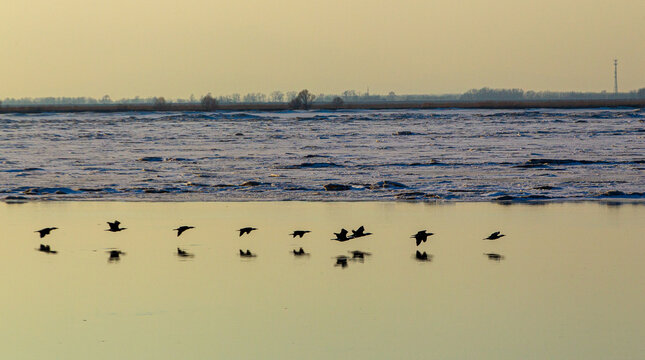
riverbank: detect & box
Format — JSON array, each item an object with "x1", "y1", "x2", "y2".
[{"x1": 1, "y1": 98, "x2": 644, "y2": 113}]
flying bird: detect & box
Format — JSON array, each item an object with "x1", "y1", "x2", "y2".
[
  {"x1": 292, "y1": 247, "x2": 308, "y2": 256},
  {"x1": 174, "y1": 226, "x2": 195, "y2": 237},
  {"x1": 37, "y1": 244, "x2": 57, "y2": 254},
  {"x1": 411, "y1": 230, "x2": 433, "y2": 246},
  {"x1": 332, "y1": 229, "x2": 352, "y2": 242},
  {"x1": 106, "y1": 220, "x2": 126, "y2": 232},
  {"x1": 351, "y1": 226, "x2": 372, "y2": 238},
  {"x1": 238, "y1": 227, "x2": 257, "y2": 237},
  {"x1": 290, "y1": 230, "x2": 311, "y2": 238},
  {"x1": 484, "y1": 231, "x2": 505, "y2": 240},
  {"x1": 35, "y1": 227, "x2": 58, "y2": 238}
]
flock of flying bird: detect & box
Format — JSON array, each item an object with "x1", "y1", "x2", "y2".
[{"x1": 33, "y1": 222, "x2": 507, "y2": 267}]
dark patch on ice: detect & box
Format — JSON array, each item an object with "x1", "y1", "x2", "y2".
[
  {"x1": 3, "y1": 168, "x2": 45, "y2": 173},
  {"x1": 137, "y1": 156, "x2": 193, "y2": 162},
  {"x1": 282, "y1": 162, "x2": 343, "y2": 169},
  {"x1": 22, "y1": 187, "x2": 79, "y2": 195},
  {"x1": 516, "y1": 159, "x2": 611, "y2": 168},
  {"x1": 596, "y1": 190, "x2": 645, "y2": 198},
  {"x1": 143, "y1": 188, "x2": 169, "y2": 193},
  {"x1": 494, "y1": 194, "x2": 552, "y2": 201},
  {"x1": 534, "y1": 185, "x2": 559, "y2": 190},
  {"x1": 239, "y1": 181, "x2": 267, "y2": 187},
  {"x1": 137, "y1": 156, "x2": 164, "y2": 162},
  {"x1": 395, "y1": 192, "x2": 442, "y2": 200},
  {"x1": 393, "y1": 131, "x2": 419, "y2": 136},
  {"x1": 369, "y1": 181, "x2": 408, "y2": 190},
  {"x1": 323, "y1": 184, "x2": 352, "y2": 191}
]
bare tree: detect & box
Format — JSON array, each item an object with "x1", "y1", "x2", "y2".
[
  {"x1": 289, "y1": 89, "x2": 316, "y2": 109},
  {"x1": 331, "y1": 96, "x2": 344, "y2": 109},
  {"x1": 201, "y1": 93, "x2": 219, "y2": 110},
  {"x1": 153, "y1": 97, "x2": 167, "y2": 109},
  {"x1": 270, "y1": 91, "x2": 284, "y2": 102},
  {"x1": 286, "y1": 91, "x2": 297, "y2": 101}
]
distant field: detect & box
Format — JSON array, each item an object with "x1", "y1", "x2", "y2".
[{"x1": 1, "y1": 99, "x2": 644, "y2": 113}]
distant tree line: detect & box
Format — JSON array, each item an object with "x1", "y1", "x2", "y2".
[
  {"x1": 459, "y1": 87, "x2": 645, "y2": 101},
  {"x1": 2, "y1": 87, "x2": 644, "y2": 106}
]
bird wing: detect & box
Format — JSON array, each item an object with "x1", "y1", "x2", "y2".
[{"x1": 416, "y1": 238, "x2": 422, "y2": 246}]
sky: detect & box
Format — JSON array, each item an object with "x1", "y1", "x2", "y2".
[{"x1": 1, "y1": 0, "x2": 644, "y2": 98}]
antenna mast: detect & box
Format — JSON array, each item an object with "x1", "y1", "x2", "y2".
[{"x1": 614, "y1": 59, "x2": 618, "y2": 95}]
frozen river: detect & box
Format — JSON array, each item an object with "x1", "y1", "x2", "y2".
[{"x1": 1, "y1": 108, "x2": 643, "y2": 201}]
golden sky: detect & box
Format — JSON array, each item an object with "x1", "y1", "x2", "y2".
[{"x1": 1, "y1": 0, "x2": 643, "y2": 98}]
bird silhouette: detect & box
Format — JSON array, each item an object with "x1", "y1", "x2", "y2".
[
  {"x1": 415, "y1": 250, "x2": 432, "y2": 261},
  {"x1": 35, "y1": 227, "x2": 58, "y2": 238},
  {"x1": 348, "y1": 250, "x2": 371, "y2": 259},
  {"x1": 332, "y1": 229, "x2": 353, "y2": 242},
  {"x1": 107, "y1": 250, "x2": 125, "y2": 261},
  {"x1": 239, "y1": 249, "x2": 256, "y2": 257},
  {"x1": 106, "y1": 220, "x2": 126, "y2": 232},
  {"x1": 484, "y1": 253, "x2": 504, "y2": 261},
  {"x1": 484, "y1": 231, "x2": 505, "y2": 240},
  {"x1": 238, "y1": 227, "x2": 257, "y2": 236},
  {"x1": 289, "y1": 230, "x2": 311, "y2": 238},
  {"x1": 177, "y1": 247, "x2": 194, "y2": 257},
  {"x1": 411, "y1": 230, "x2": 433, "y2": 246},
  {"x1": 37, "y1": 244, "x2": 57, "y2": 254},
  {"x1": 174, "y1": 226, "x2": 195, "y2": 237},
  {"x1": 292, "y1": 247, "x2": 308, "y2": 256},
  {"x1": 351, "y1": 226, "x2": 372, "y2": 238}
]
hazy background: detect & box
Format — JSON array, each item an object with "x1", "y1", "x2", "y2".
[{"x1": 1, "y1": 0, "x2": 643, "y2": 98}]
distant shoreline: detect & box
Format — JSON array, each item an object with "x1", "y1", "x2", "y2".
[{"x1": 1, "y1": 99, "x2": 644, "y2": 113}]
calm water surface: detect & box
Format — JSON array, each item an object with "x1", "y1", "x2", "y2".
[{"x1": 1, "y1": 202, "x2": 643, "y2": 359}]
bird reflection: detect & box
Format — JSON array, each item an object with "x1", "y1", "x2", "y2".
[
  {"x1": 290, "y1": 230, "x2": 311, "y2": 238},
  {"x1": 292, "y1": 247, "x2": 309, "y2": 256},
  {"x1": 484, "y1": 231, "x2": 505, "y2": 240},
  {"x1": 238, "y1": 227, "x2": 257, "y2": 236},
  {"x1": 351, "y1": 226, "x2": 372, "y2": 238},
  {"x1": 177, "y1": 247, "x2": 194, "y2": 258},
  {"x1": 106, "y1": 220, "x2": 126, "y2": 232},
  {"x1": 484, "y1": 253, "x2": 505, "y2": 261},
  {"x1": 107, "y1": 250, "x2": 125, "y2": 262},
  {"x1": 332, "y1": 229, "x2": 352, "y2": 242},
  {"x1": 348, "y1": 250, "x2": 371, "y2": 261},
  {"x1": 35, "y1": 227, "x2": 58, "y2": 238},
  {"x1": 414, "y1": 250, "x2": 432, "y2": 262},
  {"x1": 239, "y1": 249, "x2": 256, "y2": 258},
  {"x1": 37, "y1": 244, "x2": 57, "y2": 254},
  {"x1": 334, "y1": 256, "x2": 349, "y2": 268},
  {"x1": 411, "y1": 230, "x2": 433, "y2": 246},
  {"x1": 174, "y1": 226, "x2": 195, "y2": 237}
]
